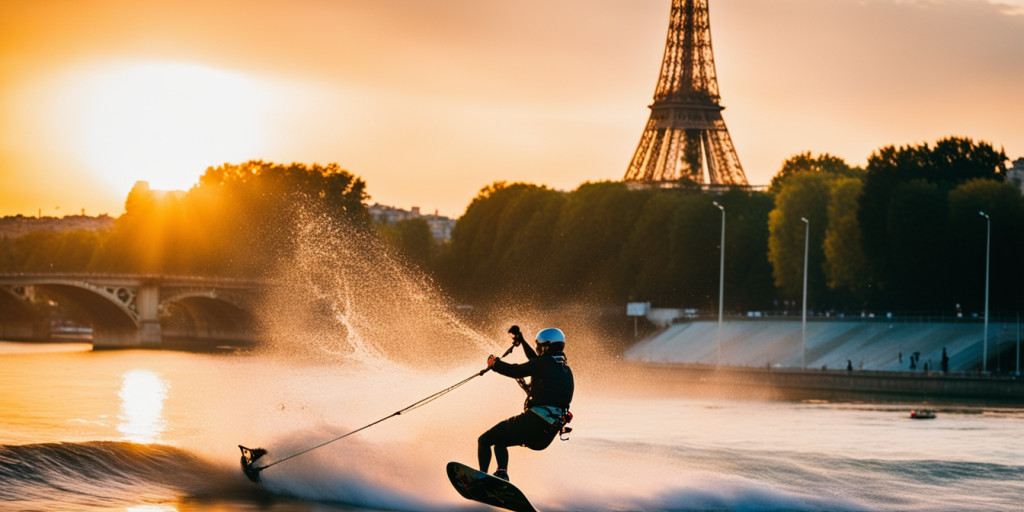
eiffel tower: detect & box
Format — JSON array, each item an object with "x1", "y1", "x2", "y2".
[{"x1": 624, "y1": 0, "x2": 747, "y2": 185}]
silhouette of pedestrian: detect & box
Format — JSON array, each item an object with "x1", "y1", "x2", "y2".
[
  {"x1": 847, "y1": 359, "x2": 853, "y2": 372},
  {"x1": 941, "y1": 348, "x2": 949, "y2": 374}
]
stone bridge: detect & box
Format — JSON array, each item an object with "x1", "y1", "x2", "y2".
[{"x1": 0, "y1": 273, "x2": 267, "y2": 349}]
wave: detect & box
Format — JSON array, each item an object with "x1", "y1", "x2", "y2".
[
  {"x1": 0, "y1": 441, "x2": 248, "y2": 510},
  {"x1": 0, "y1": 439, "x2": 463, "y2": 512},
  {"x1": 6, "y1": 437, "x2": 1021, "y2": 512}
]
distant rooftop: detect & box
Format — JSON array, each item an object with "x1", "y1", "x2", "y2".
[
  {"x1": 368, "y1": 203, "x2": 456, "y2": 241},
  {"x1": 0, "y1": 214, "x2": 115, "y2": 240}
]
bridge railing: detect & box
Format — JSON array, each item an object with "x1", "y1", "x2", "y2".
[{"x1": 0, "y1": 272, "x2": 274, "y2": 288}]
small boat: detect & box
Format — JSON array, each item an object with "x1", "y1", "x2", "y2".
[{"x1": 910, "y1": 409, "x2": 936, "y2": 419}]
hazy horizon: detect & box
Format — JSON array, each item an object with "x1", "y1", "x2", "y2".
[{"x1": 2, "y1": 0, "x2": 1022, "y2": 219}]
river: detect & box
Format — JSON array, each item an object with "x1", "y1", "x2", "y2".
[
  {"x1": 4, "y1": 214, "x2": 1023, "y2": 511},
  {"x1": 2, "y1": 339, "x2": 1023, "y2": 512}
]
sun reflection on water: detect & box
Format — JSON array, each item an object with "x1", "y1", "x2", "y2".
[{"x1": 117, "y1": 369, "x2": 168, "y2": 444}]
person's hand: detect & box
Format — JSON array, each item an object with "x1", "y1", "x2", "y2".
[
  {"x1": 508, "y1": 325, "x2": 524, "y2": 346},
  {"x1": 488, "y1": 355, "x2": 498, "y2": 368}
]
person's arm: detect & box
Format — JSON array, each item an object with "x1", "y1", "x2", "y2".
[
  {"x1": 520, "y1": 340, "x2": 538, "y2": 359},
  {"x1": 491, "y1": 356, "x2": 542, "y2": 379}
]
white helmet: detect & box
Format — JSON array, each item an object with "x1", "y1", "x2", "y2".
[{"x1": 535, "y1": 328, "x2": 565, "y2": 346}]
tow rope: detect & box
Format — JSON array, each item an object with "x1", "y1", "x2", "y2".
[{"x1": 239, "y1": 332, "x2": 524, "y2": 483}]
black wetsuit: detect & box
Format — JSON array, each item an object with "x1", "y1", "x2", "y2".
[{"x1": 477, "y1": 343, "x2": 574, "y2": 474}]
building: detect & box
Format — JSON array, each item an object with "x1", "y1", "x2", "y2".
[
  {"x1": 368, "y1": 203, "x2": 456, "y2": 242},
  {"x1": 1007, "y1": 157, "x2": 1024, "y2": 195},
  {"x1": 0, "y1": 214, "x2": 115, "y2": 240}
]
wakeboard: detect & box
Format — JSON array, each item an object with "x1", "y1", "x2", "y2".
[{"x1": 446, "y1": 461, "x2": 538, "y2": 512}]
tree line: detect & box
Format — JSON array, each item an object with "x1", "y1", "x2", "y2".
[
  {"x1": 432, "y1": 181, "x2": 775, "y2": 313},
  {"x1": 432, "y1": 136, "x2": 1022, "y2": 317},
  {"x1": 1, "y1": 137, "x2": 1021, "y2": 318},
  {"x1": 0, "y1": 161, "x2": 369, "y2": 276}
]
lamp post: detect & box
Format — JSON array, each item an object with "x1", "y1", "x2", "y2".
[
  {"x1": 713, "y1": 201, "x2": 725, "y2": 367},
  {"x1": 980, "y1": 211, "x2": 990, "y2": 373},
  {"x1": 801, "y1": 217, "x2": 809, "y2": 370}
]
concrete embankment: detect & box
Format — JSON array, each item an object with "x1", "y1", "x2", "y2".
[
  {"x1": 626, "y1": 319, "x2": 1021, "y2": 372},
  {"x1": 629, "y1": 363, "x2": 1024, "y2": 403},
  {"x1": 624, "y1": 319, "x2": 1023, "y2": 402}
]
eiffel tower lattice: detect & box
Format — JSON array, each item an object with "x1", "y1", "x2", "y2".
[{"x1": 624, "y1": 0, "x2": 747, "y2": 185}]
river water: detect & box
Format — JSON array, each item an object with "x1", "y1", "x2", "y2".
[
  {"x1": 2, "y1": 340, "x2": 1023, "y2": 512},
  {"x1": 3, "y1": 215, "x2": 1023, "y2": 511}
]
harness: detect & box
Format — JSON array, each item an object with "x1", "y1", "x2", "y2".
[{"x1": 525, "y1": 405, "x2": 574, "y2": 447}]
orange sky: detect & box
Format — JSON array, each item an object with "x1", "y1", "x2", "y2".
[{"x1": 2, "y1": 0, "x2": 1022, "y2": 219}]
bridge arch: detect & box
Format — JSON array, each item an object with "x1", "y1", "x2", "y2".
[
  {"x1": 30, "y1": 282, "x2": 139, "y2": 329},
  {"x1": 0, "y1": 273, "x2": 265, "y2": 348},
  {"x1": 22, "y1": 280, "x2": 142, "y2": 347},
  {"x1": 160, "y1": 291, "x2": 256, "y2": 347}
]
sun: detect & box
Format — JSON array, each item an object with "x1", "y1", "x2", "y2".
[{"x1": 71, "y1": 61, "x2": 271, "y2": 192}]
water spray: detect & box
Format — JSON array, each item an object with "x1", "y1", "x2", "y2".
[{"x1": 239, "y1": 326, "x2": 527, "y2": 484}]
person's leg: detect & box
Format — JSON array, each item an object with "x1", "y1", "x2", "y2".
[
  {"x1": 477, "y1": 413, "x2": 533, "y2": 474},
  {"x1": 493, "y1": 443, "x2": 509, "y2": 471},
  {"x1": 477, "y1": 436, "x2": 492, "y2": 473},
  {"x1": 478, "y1": 418, "x2": 516, "y2": 473}
]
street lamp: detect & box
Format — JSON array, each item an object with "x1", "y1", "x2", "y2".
[
  {"x1": 980, "y1": 211, "x2": 990, "y2": 373},
  {"x1": 801, "y1": 217, "x2": 809, "y2": 370},
  {"x1": 713, "y1": 201, "x2": 725, "y2": 367}
]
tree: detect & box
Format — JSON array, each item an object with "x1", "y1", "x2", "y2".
[
  {"x1": 768, "y1": 172, "x2": 833, "y2": 305},
  {"x1": 616, "y1": 188, "x2": 774, "y2": 311},
  {"x1": 89, "y1": 161, "x2": 370, "y2": 276},
  {"x1": 621, "y1": 192, "x2": 683, "y2": 304},
  {"x1": 668, "y1": 193, "x2": 723, "y2": 309},
  {"x1": 4, "y1": 230, "x2": 103, "y2": 272},
  {"x1": 769, "y1": 151, "x2": 863, "y2": 195},
  {"x1": 883, "y1": 179, "x2": 949, "y2": 311},
  {"x1": 90, "y1": 181, "x2": 185, "y2": 273},
  {"x1": 550, "y1": 182, "x2": 652, "y2": 303},
  {"x1": 193, "y1": 160, "x2": 369, "y2": 274},
  {"x1": 858, "y1": 137, "x2": 1007, "y2": 304},
  {"x1": 493, "y1": 186, "x2": 566, "y2": 296},
  {"x1": 946, "y1": 179, "x2": 1024, "y2": 315},
  {"x1": 442, "y1": 182, "x2": 565, "y2": 303},
  {"x1": 823, "y1": 177, "x2": 868, "y2": 305},
  {"x1": 716, "y1": 189, "x2": 775, "y2": 312},
  {"x1": 378, "y1": 218, "x2": 434, "y2": 268}
]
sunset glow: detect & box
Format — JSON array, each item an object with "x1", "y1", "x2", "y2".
[
  {"x1": 117, "y1": 369, "x2": 168, "y2": 444},
  {"x1": 1, "y1": 0, "x2": 1022, "y2": 217},
  {"x1": 66, "y1": 62, "x2": 270, "y2": 192}
]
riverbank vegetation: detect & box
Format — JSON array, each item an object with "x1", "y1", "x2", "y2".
[
  {"x1": 432, "y1": 136, "x2": 1021, "y2": 317},
  {"x1": 1, "y1": 136, "x2": 1021, "y2": 318},
  {"x1": 0, "y1": 161, "x2": 369, "y2": 276}
]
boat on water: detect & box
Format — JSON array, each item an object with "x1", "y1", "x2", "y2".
[{"x1": 910, "y1": 409, "x2": 936, "y2": 419}]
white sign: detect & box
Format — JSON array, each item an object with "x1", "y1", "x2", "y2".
[{"x1": 626, "y1": 302, "x2": 650, "y2": 316}]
